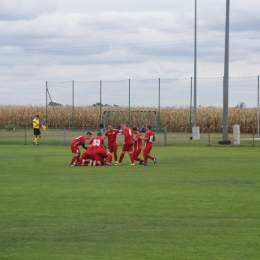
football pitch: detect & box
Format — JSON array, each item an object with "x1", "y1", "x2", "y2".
[{"x1": 0, "y1": 145, "x2": 260, "y2": 259}]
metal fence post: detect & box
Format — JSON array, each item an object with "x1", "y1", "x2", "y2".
[
  {"x1": 257, "y1": 75, "x2": 259, "y2": 136},
  {"x1": 164, "y1": 127, "x2": 167, "y2": 146},
  {"x1": 46, "y1": 81, "x2": 48, "y2": 126},
  {"x1": 72, "y1": 80, "x2": 74, "y2": 128},
  {"x1": 208, "y1": 127, "x2": 211, "y2": 146},
  {"x1": 64, "y1": 127, "x2": 66, "y2": 145},
  {"x1": 252, "y1": 126, "x2": 255, "y2": 146},
  {"x1": 24, "y1": 117, "x2": 28, "y2": 145},
  {"x1": 100, "y1": 80, "x2": 102, "y2": 121},
  {"x1": 128, "y1": 79, "x2": 131, "y2": 126}
]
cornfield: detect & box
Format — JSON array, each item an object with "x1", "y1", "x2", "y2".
[{"x1": 0, "y1": 105, "x2": 258, "y2": 133}]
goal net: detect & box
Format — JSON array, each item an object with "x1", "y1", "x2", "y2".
[{"x1": 103, "y1": 110, "x2": 161, "y2": 131}]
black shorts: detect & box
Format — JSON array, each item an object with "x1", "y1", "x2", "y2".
[{"x1": 33, "y1": 128, "x2": 41, "y2": 136}]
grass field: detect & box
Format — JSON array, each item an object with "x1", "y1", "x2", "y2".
[{"x1": 1, "y1": 144, "x2": 260, "y2": 259}]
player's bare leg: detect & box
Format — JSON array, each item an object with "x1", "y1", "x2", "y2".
[{"x1": 88, "y1": 160, "x2": 93, "y2": 166}]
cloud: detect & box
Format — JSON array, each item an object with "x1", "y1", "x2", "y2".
[
  {"x1": 0, "y1": 0, "x2": 260, "y2": 106},
  {"x1": 0, "y1": 0, "x2": 57, "y2": 21}
]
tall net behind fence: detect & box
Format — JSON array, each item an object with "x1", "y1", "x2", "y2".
[
  {"x1": 160, "y1": 78, "x2": 192, "y2": 132},
  {"x1": 197, "y1": 77, "x2": 223, "y2": 107},
  {"x1": 229, "y1": 76, "x2": 258, "y2": 108},
  {"x1": 131, "y1": 79, "x2": 159, "y2": 128},
  {"x1": 43, "y1": 76, "x2": 259, "y2": 131},
  {"x1": 74, "y1": 81, "x2": 101, "y2": 129},
  {"x1": 46, "y1": 81, "x2": 73, "y2": 128}
]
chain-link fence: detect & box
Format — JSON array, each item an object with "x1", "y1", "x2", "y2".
[
  {"x1": 45, "y1": 76, "x2": 260, "y2": 128},
  {"x1": 1, "y1": 127, "x2": 260, "y2": 147}
]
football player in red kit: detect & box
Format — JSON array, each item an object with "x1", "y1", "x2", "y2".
[
  {"x1": 78, "y1": 148, "x2": 94, "y2": 166},
  {"x1": 89, "y1": 132, "x2": 112, "y2": 166},
  {"x1": 142, "y1": 125, "x2": 156, "y2": 166},
  {"x1": 132, "y1": 127, "x2": 144, "y2": 165},
  {"x1": 70, "y1": 132, "x2": 92, "y2": 166},
  {"x1": 116, "y1": 123, "x2": 135, "y2": 165},
  {"x1": 104, "y1": 124, "x2": 120, "y2": 164}
]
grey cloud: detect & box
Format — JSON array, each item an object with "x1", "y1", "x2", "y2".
[
  {"x1": 0, "y1": 0, "x2": 57, "y2": 21},
  {"x1": 0, "y1": 0, "x2": 260, "y2": 106}
]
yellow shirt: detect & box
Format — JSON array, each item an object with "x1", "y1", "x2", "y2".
[{"x1": 33, "y1": 118, "x2": 40, "y2": 129}]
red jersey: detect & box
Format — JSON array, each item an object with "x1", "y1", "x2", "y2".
[
  {"x1": 134, "y1": 133, "x2": 142, "y2": 151},
  {"x1": 90, "y1": 136, "x2": 104, "y2": 150},
  {"x1": 70, "y1": 135, "x2": 87, "y2": 147},
  {"x1": 104, "y1": 129, "x2": 120, "y2": 144},
  {"x1": 123, "y1": 127, "x2": 134, "y2": 145},
  {"x1": 144, "y1": 130, "x2": 155, "y2": 146}
]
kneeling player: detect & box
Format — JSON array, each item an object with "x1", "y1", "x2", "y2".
[
  {"x1": 90, "y1": 132, "x2": 112, "y2": 166},
  {"x1": 79, "y1": 147, "x2": 94, "y2": 166}
]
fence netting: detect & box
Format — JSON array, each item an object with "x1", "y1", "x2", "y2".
[{"x1": 1, "y1": 127, "x2": 260, "y2": 147}]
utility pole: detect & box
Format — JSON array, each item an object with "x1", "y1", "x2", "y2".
[
  {"x1": 219, "y1": 0, "x2": 231, "y2": 144},
  {"x1": 191, "y1": 0, "x2": 200, "y2": 140}
]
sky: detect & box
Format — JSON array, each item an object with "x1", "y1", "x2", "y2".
[{"x1": 0, "y1": 0, "x2": 260, "y2": 107}]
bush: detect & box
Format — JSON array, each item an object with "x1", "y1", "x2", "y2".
[{"x1": 5, "y1": 125, "x2": 15, "y2": 130}]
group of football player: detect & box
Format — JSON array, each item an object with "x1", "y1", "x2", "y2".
[{"x1": 69, "y1": 123, "x2": 156, "y2": 167}]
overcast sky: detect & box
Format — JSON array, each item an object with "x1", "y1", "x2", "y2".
[{"x1": 0, "y1": 0, "x2": 259, "y2": 107}]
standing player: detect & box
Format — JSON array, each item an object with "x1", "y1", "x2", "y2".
[
  {"x1": 142, "y1": 124, "x2": 156, "y2": 166},
  {"x1": 32, "y1": 115, "x2": 41, "y2": 146},
  {"x1": 132, "y1": 127, "x2": 144, "y2": 165},
  {"x1": 70, "y1": 132, "x2": 92, "y2": 166},
  {"x1": 89, "y1": 132, "x2": 112, "y2": 166},
  {"x1": 116, "y1": 123, "x2": 135, "y2": 166},
  {"x1": 103, "y1": 124, "x2": 120, "y2": 164}
]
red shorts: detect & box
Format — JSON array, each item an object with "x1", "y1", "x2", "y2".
[
  {"x1": 122, "y1": 143, "x2": 133, "y2": 153},
  {"x1": 108, "y1": 142, "x2": 118, "y2": 153},
  {"x1": 81, "y1": 149, "x2": 94, "y2": 160},
  {"x1": 71, "y1": 144, "x2": 80, "y2": 154},
  {"x1": 93, "y1": 149, "x2": 107, "y2": 161},
  {"x1": 133, "y1": 148, "x2": 142, "y2": 158},
  {"x1": 143, "y1": 145, "x2": 152, "y2": 156}
]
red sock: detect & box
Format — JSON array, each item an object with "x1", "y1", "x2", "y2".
[
  {"x1": 144, "y1": 156, "x2": 148, "y2": 164},
  {"x1": 70, "y1": 156, "x2": 78, "y2": 165},
  {"x1": 106, "y1": 154, "x2": 112, "y2": 163},
  {"x1": 114, "y1": 152, "x2": 118, "y2": 161},
  {"x1": 129, "y1": 153, "x2": 134, "y2": 164},
  {"x1": 147, "y1": 155, "x2": 154, "y2": 160},
  {"x1": 119, "y1": 153, "x2": 124, "y2": 163},
  {"x1": 134, "y1": 157, "x2": 143, "y2": 162}
]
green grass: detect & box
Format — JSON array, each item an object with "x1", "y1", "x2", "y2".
[{"x1": 0, "y1": 145, "x2": 260, "y2": 259}]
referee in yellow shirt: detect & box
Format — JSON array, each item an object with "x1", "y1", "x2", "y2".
[{"x1": 33, "y1": 115, "x2": 41, "y2": 146}]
